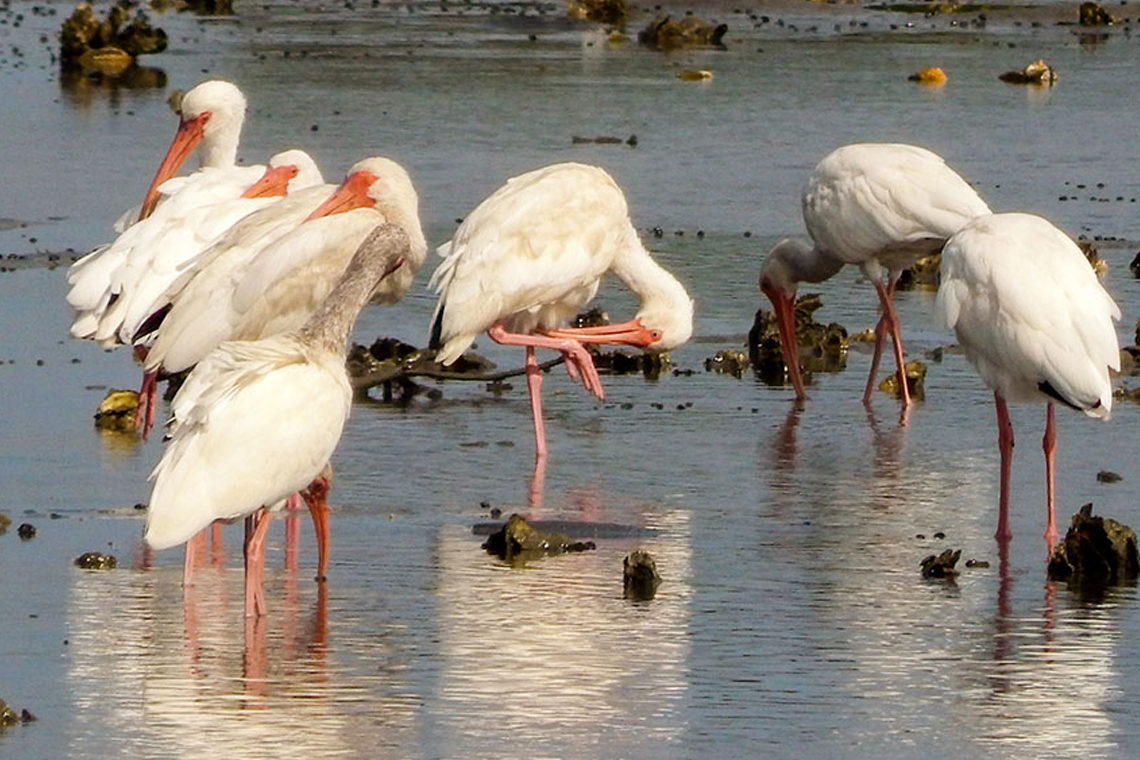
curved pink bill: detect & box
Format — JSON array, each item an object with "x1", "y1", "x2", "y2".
[
  {"x1": 136, "y1": 112, "x2": 211, "y2": 222},
  {"x1": 761, "y1": 281, "x2": 807, "y2": 400},
  {"x1": 304, "y1": 170, "x2": 379, "y2": 221},
  {"x1": 541, "y1": 318, "x2": 661, "y2": 348},
  {"x1": 240, "y1": 164, "x2": 299, "y2": 199}
]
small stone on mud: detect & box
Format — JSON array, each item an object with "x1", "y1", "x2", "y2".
[
  {"x1": 16, "y1": 523, "x2": 35, "y2": 540},
  {"x1": 965, "y1": 558, "x2": 990, "y2": 569},
  {"x1": 74, "y1": 552, "x2": 117, "y2": 570},
  {"x1": 920, "y1": 548, "x2": 961, "y2": 579},
  {"x1": 1096, "y1": 470, "x2": 1122, "y2": 483}
]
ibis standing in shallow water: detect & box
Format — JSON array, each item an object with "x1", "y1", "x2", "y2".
[
  {"x1": 144, "y1": 224, "x2": 413, "y2": 618},
  {"x1": 935, "y1": 212, "x2": 1120, "y2": 546},
  {"x1": 759, "y1": 143, "x2": 991, "y2": 413},
  {"x1": 428, "y1": 162, "x2": 694, "y2": 461}
]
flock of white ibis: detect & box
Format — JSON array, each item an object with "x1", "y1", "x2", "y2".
[{"x1": 65, "y1": 79, "x2": 1121, "y2": 621}]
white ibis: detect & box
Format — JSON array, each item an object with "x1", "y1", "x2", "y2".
[
  {"x1": 935, "y1": 212, "x2": 1120, "y2": 546},
  {"x1": 66, "y1": 79, "x2": 255, "y2": 339},
  {"x1": 145, "y1": 223, "x2": 413, "y2": 618},
  {"x1": 71, "y1": 149, "x2": 324, "y2": 347},
  {"x1": 429, "y1": 162, "x2": 693, "y2": 460},
  {"x1": 133, "y1": 156, "x2": 427, "y2": 436},
  {"x1": 759, "y1": 142, "x2": 991, "y2": 410}
]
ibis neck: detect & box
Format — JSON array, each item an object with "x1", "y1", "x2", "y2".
[{"x1": 298, "y1": 224, "x2": 411, "y2": 353}]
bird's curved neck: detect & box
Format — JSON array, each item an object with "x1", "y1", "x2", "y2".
[
  {"x1": 792, "y1": 244, "x2": 845, "y2": 285},
  {"x1": 298, "y1": 224, "x2": 411, "y2": 353},
  {"x1": 611, "y1": 229, "x2": 689, "y2": 312},
  {"x1": 197, "y1": 120, "x2": 242, "y2": 170}
]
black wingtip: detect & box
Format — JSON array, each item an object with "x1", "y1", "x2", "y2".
[
  {"x1": 428, "y1": 303, "x2": 444, "y2": 351},
  {"x1": 132, "y1": 303, "x2": 172, "y2": 345},
  {"x1": 1037, "y1": 380, "x2": 1084, "y2": 412}
]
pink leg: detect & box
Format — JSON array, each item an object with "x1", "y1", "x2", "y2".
[
  {"x1": 183, "y1": 528, "x2": 205, "y2": 587},
  {"x1": 862, "y1": 311, "x2": 889, "y2": 404},
  {"x1": 488, "y1": 323, "x2": 605, "y2": 399},
  {"x1": 868, "y1": 278, "x2": 910, "y2": 410},
  {"x1": 301, "y1": 478, "x2": 331, "y2": 583},
  {"x1": 1042, "y1": 403, "x2": 1058, "y2": 547},
  {"x1": 524, "y1": 346, "x2": 548, "y2": 460},
  {"x1": 210, "y1": 521, "x2": 224, "y2": 568},
  {"x1": 994, "y1": 393, "x2": 1014, "y2": 543},
  {"x1": 283, "y1": 493, "x2": 302, "y2": 571},
  {"x1": 244, "y1": 509, "x2": 273, "y2": 619},
  {"x1": 135, "y1": 370, "x2": 159, "y2": 438}
]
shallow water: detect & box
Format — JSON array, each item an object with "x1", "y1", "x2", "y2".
[{"x1": 2, "y1": 1, "x2": 1140, "y2": 758}]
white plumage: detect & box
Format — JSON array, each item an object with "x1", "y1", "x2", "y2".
[
  {"x1": 143, "y1": 156, "x2": 426, "y2": 378},
  {"x1": 759, "y1": 142, "x2": 991, "y2": 407},
  {"x1": 935, "y1": 211, "x2": 1121, "y2": 544},
  {"x1": 70, "y1": 150, "x2": 324, "y2": 346},
  {"x1": 145, "y1": 223, "x2": 413, "y2": 617},
  {"x1": 429, "y1": 162, "x2": 693, "y2": 459},
  {"x1": 66, "y1": 79, "x2": 257, "y2": 343}
]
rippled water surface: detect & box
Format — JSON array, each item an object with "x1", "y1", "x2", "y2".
[{"x1": 3, "y1": 1, "x2": 1140, "y2": 758}]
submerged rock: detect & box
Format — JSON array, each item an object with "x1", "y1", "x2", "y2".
[
  {"x1": 877, "y1": 359, "x2": 927, "y2": 399},
  {"x1": 999, "y1": 59, "x2": 1056, "y2": 86},
  {"x1": 638, "y1": 15, "x2": 727, "y2": 50},
  {"x1": 704, "y1": 349, "x2": 749, "y2": 378},
  {"x1": 920, "y1": 548, "x2": 961, "y2": 579},
  {"x1": 748, "y1": 294, "x2": 848, "y2": 388},
  {"x1": 1048, "y1": 503, "x2": 1139, "y2": 588},
  {"x1": 93, "y1": 389, "x2": 140, "y2": 433},
  {"x1": 74, "y1": 552, "x2": 117, "y2": 570},
  {"x1": 1078, "y1": 1, "x2": 1115, "y2": 25},
  {"x1": 59, "y1": 1, "x2": 168, "y2": 75},
  {"x1": 623, "y1": 550, "x2": 662, "y2": 600},
  {"x1": 567, "y1": 0, "x2": 627, "y2": 25},
  {"x1": 482, "y1": 514, "x2": 596, "y2": 565},
  {"x1": 895, "y1": 253, "x2": 941, "y2": 291}
]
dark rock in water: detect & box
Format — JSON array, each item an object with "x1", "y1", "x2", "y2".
[
  {"x1": 151, "y1": 0, "x2": 236, "y2": 14},
  {"x1": 0, "y1": 700, "x2": 35, "y2": 728},
  {"x1": 60, "y1": 1, "x2": 167, "y2": 72},
  {"x1": 623, "y1": 550, "x2": 662, "y2": 600},
  {"x1": 567, "y1": 0, "x2": 627, "y2": 25},
  {"x1": 748, "y1": 295, "x2": 848, "y2": 388},
  {"x1": 638, "y1": 15, "x2": 728, "y2": 50},
  {"x1": 1129, "y1": 251, "x2": 1140, "y2": 278},
  {"x1": 590, "y1": 346, "x2": 673, "y2": 379},
  {"x1": 573, "y1": 307, "x2": 610, "y2": 328},
  {"x1": 999, "y1": 59, "x2": 1056, "y2": 86},
  {"x1": 896, "y1": 253, "x2": 941, "y2": 291},
  {"x1": 1096, "y1": 470, "x2": 1122, "y2": 483},
  {"x1": 74, "y1": 552, "x2": 117, "y2": 570},
  {"x1": 16, "y1": 523, "x2": 35, "y2": 540},
  {"x1": 965, "y1": 558, "x2": 990, "y2": 569},
  {"x1": 1047, "y1": 503, "x2": 1139, "y2": 589},
  {"x1": 705, "y1": 349, "x2": 749, "y2": 378},
  {"x1": 878, "y1": 360, "x2": 927, "y2": 399},
  {"x1": 0, "y1": 700, "x2": 18, "y2": 727},
  {"x1": 482, "y1": 514, "x2": 596, "y2": 565},
  {"x1": 920, "y1": 548, "x2": 961, "y2": 579},
  {"x1": 1076, "y1": 240, "x2": 1108, "y2": 278},
  {"x1": 93, "y1": 389, "x2": 139, "y2": 433},
  {"x1": 1078, "y1": 1, "x2": 1115, "y2": 26}
]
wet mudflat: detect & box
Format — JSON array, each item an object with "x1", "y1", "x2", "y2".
[{"x1": 3, "y1": 1, "x2": 1140, "y2": 758}]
